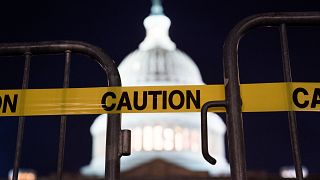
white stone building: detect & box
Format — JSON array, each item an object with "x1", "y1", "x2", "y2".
[{"x1": 81, "y1": 1, "x2": 229, "y2": 177}]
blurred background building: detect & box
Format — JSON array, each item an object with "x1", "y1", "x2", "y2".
[{"x1": 81, "y1": 0, "x2": 229, "y2": 178}]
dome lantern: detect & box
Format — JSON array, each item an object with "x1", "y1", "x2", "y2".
[{"x1": 139, "y1": 0, "x2": 175, "y2": 51}]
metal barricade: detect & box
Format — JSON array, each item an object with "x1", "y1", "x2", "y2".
[
  {"x1": 0, "y1": 41, "x2": 130, "y2": 180},
  {"x1": 201, "y1": 12, "x2": 320, "y2": 180}
]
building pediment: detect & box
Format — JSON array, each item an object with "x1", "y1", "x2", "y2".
[{"x1": 122, "y1": 159, "x2": 209, "y2": 178}]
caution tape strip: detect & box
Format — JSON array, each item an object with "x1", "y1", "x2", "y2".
[{"x1": 0, "y1": 82, "x2": 319, "y2": 116}]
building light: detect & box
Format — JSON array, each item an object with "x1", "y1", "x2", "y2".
[
  {"x1": 153, "y1": 125, "x2": 163, "y2": 151},
  {"x1": 190, "y1": 130, "x2": 199, "y2": 152},
  {"x1": 132, "y1": 127, "x2": 142, "y2": 151},
  {"x1": 131, "y1": 125, "x2": 201, "y2": 153},
  {"x1": 163, "y1": 128, "x2": 174, "y2": 151},
  {"x1": 183, "y1": 129, "x2": 190, "y2": 150},
  {"x1": 175, "y1": 127, "x2": 183, "y2": 151},
  {"x1": 8, "y1": 169, "x2": 37, "y2": 180},
  {"x1": 143, "y1": 126, "x2": 153, "y2": 151},
  {"x1": 280, "y1": 166, "x2": 308, "y2": 178}
]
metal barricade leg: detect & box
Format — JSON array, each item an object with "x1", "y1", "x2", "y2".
[
  {"x1": 280, "y1": 24, "x2": 303, "y2": 180},
  {"x1": 12, "y1": 52, "x2": 31, "y2": 180}
]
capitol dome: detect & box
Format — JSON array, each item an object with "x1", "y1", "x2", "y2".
[
  {"x1": 81, "y1": 1, "x2": 229, "y2": 177},
  {"x1": 119, "y1": 48, "x2": 204, "y2": 86}
]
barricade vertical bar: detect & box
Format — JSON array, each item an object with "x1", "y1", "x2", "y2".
[
  {"x1": 280, "y1": 24, "x2": 304, "y2": 180},
  {"x1": 104, "y1": 60, "x2": 122, "y2": 179},
  {"x1": 12, "y1": 52, "x2": 31, "y2": 180},
  {"x1": 223, "y1": 33, "x2": 247, "y2": 180},
  {"x1": 57, "y1": 50, "x2": 71, "y2": 180},
  {"x1": 105, "y1": 114, "x2": 121, "y2": 180}
]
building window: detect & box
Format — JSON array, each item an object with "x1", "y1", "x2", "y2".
[
  {"x1": 143, "y1": 126, "x2": 153, "y2": 151},
  {"x1": 131, "y1": 125, "x2": 200, "y2": 152}
]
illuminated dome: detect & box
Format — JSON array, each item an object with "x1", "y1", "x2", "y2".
[
  {"x1": 81, "y1": 1, "x2": 229, "y2": 176},
  {"x1": 119, "y1": 48, "x2": 204, "y2": 85},
  {"x1": 119, "y1": 15, "x2": 203, "y2": 86}
]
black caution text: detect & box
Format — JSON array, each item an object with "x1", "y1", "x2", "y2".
[
  {"x1": 293, "y1": 87, "x2": 320, "y2": 109},
  {"x1": 0, "y1": 94, "x2": 18, "y2": 113},
  {"x1": 101, "y1": 90, "x2": 200, "y2": 111}
]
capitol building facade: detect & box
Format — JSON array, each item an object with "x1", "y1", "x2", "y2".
[{"x1": 81, "y1": 1, "x2": 229, "y2": 177}]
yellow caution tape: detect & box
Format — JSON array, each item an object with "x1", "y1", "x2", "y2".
[{"x1": 0, "y1": 82, "x2": 320, "y2": 116}]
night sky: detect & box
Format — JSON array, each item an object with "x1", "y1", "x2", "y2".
[{"x1": 0, "y1": 0, "x2": 320, "y2": 178}]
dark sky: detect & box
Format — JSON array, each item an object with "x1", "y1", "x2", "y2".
[{"x1": 0, "y1": 0, "x2": 320, "y2": 178}]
